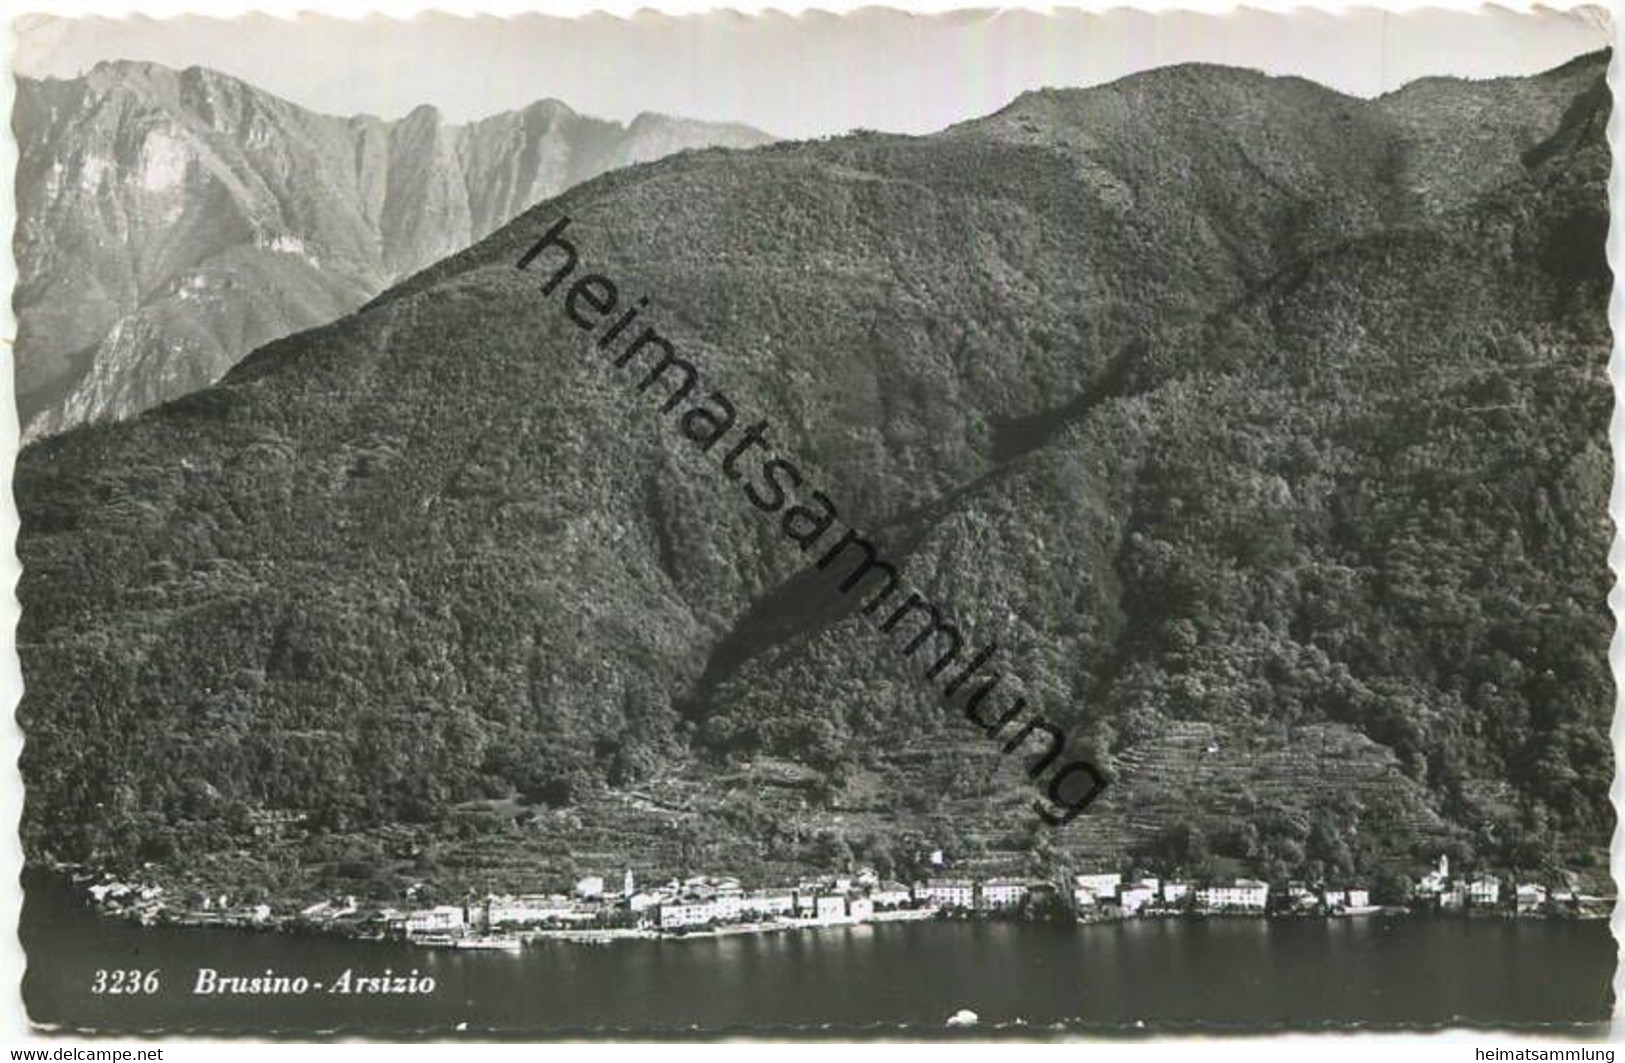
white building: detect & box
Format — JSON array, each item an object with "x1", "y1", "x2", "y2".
[
  {"x1": 871, "y1": 882, "x2": 912, "y2": 909},
  {"x1": 1162, "y1": 882, "x2": 1191, "y2": 905},
  {"x1": 1347, "y1": 889, "x2": 1371, "y2": 909},
  {"x1": 1119, "y1": 882, "x2": 1156, "y2": 916},
  {"x1": 1515, "y1": 884, "x2": 1547, "y2": 913},
  {"x1": 981, "y1": 879, "x2": 1031, "y2": 909},
  {"x1": 712, "y1": 892, "x2": 744, "y2": 921},
  {"x1": 847, "y1": 896, "x2": 875, "y2": 922},
  {"x1": 405, "y1": 905, "x2": 465, "y2": 935},
  {"x1": 1074, "y1": 872, "x2": 1123, "y2": 896},
  {"x1": 814, "y1": 895, "x2": 848, "y2": 922},
  {"x1": 741, "y1": 891, "x2": 796, "y2": 918},
  {"x1": 658, "y1": 900, "x2": 722, "y2": 929},
  {"x1": 575, "y1": 875, "x2": 605, "y2": 899},
  {"x1": 916, "y1": 879, "x2": 975, "y2": 909},
  {"x1": 1198, "y1": 879, "x2": 1270, "y2": 911},
  {"x1": 1467, "y1": 878, "x2": 1501, "y2": 907},
  {"x1": 487, "y1": 894, "x2": 573, "y2": 926}
]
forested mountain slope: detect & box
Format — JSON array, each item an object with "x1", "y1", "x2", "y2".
[{"x1": 16, "y1": 53, "x2": 1611, "y2": 894}]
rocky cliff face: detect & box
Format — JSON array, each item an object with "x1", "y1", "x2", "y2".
[
  {"x1": 15, "y1": 54, "x2": 1611, "y2": 890},
  {"x1": 13, "y1": 61, "x2": 772, "y2": 438}
]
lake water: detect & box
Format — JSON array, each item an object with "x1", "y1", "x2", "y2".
[{"x1": 21, "y1": 873, "x2": 1616, "y2": 1035}]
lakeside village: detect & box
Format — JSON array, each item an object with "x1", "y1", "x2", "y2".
[{"x1": 82, "y1": 853, "x2": 1610, "y2": 950}]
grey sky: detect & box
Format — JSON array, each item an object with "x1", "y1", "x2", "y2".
[{"x1": 13, "y1": 7, "x2": 1613, "y2": 139}]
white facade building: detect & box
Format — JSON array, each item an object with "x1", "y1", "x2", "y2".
[
  {"x1": 741, "y1": 891, "x2": 796, "y2": 918},
  {"x1": 814, "y1": 895, "x2": 848, "y2": 922},
  {"x1": 1074, "y1": 873, "x2": 1123, "y2": 896},
  {"x1": 657, "y1": 900, "x2": 722, "y2": 929},
  {"x1": 1119, "y1": 882, "x2": 1156, "y2": 915},
  {"x1": 486, "y1": 894, "x2": 573, "y2": 926},
  {"x1": 917, "y1": 880, "x2": 976, "y2": 909},
  {"x1": 405, "y1": 905, "x2": 465, "y2": 935},
  {"x1": 1197, "y1": 879, "x2": 1270, "y2": 911},
  {"x1": 872, "y1": 883, "x2": 913, "y2": 909},
  {"x1": 981, "y1": 879, "x2": 1031, "y2": 909}
]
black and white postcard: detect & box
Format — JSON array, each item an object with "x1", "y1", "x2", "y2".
[{"x1": 5, "y1": 3, "x2": 1617, "y2": 1038}]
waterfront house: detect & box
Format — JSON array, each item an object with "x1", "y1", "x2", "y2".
[
  {"x1": 848, "y1": 896, "x2": 875, "y2": 921},
  {"x1": 1320, "y1": 888, "x2": 1346, "y2": 910},
  {"x1": 657, "y1": 899, "x2": 721, "y2": 930},
  {"x1": 1074, "y1": 872, "x2": 1123, "y2": 896},
  {"x1": 1347, "y1": 889, "x2": 1371, "y2": 909},
  {"x1": 814, "y1": 895, "x2": 848, "y2": 922},
  {"x1": 1288, "y1": 884, "x2": 1320, "y2": 911},
  {"x1": 916, "y1": 879, "x2": 976, "y2": 909},
  {"x1": 1467, "y1": 877, "x2": 1501, "y2": 908},
  {"x1": 1198, "y1": 879, "x2": 1270, "y2": 911},
  {"x1": 713, "y1": 891, "x2": 744, "y2": 921},
  {"x1": 405, "y1": 905, "x2": 466, "y2": 936},
  {"x1": 872, "y1": 881, "x2": 913, "y2": 909},
  {"x1": 1071, "y1": 885, "x2": 1098, "y2": 909},
  {"x1": 1515, "y1": 884, "x2": 1547, "y2": 914},
  {"x1": 575, "y1": 875, "x2": 605, "y2": 899},
  {"x1": 1119, "y1": 882, "x2": 1156, "y2": 916},
  {"x1": 981, "y1": 879, "x2": 1031, "y2": 909},
  {"x1": 1439, "y1": 886, "x2": 1466, "y2": 910},
  {"x1": 1162, "y1": 882, "x2": 1191, "y2": 905},
  {"x1": 741, "y1": 890, "x2": 796, "y2": 918},
  {"x1": 487, "y1": 894, "x2": 573, "y2": 927}
]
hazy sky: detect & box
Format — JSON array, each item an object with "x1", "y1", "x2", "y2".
[{"x1": 12, "y1": 7, "x2": 1613, "y2": 138}]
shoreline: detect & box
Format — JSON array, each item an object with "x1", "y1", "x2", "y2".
[{"x1": 38, "y1": 861, "x2": 1609, "y2": 953}]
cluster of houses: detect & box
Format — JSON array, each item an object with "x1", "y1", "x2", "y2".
[
  {"x1": 81, "y1": 851, "x2": 1608, "y2": 940},
  {"x1": 397, "y1": 868, "x2": 922, "y2": 937},
  {"x1": 1407, "y1": 855, "x2": 1605, "y2": 916},
  {"x1": 393, "y1": 869, "x2": 1347, "y2": 940},
  {"x1": 1070, "y1": 872, "x2": 1295, "y2": 915}
]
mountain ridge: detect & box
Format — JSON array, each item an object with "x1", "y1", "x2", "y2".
[{"x1": 13, "y1": 60, "x2": 775, "y2": 438}]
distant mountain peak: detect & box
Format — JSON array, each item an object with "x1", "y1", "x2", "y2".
[{"x1": 13, "y1": 60, "x2": 776, "y2": 438}]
